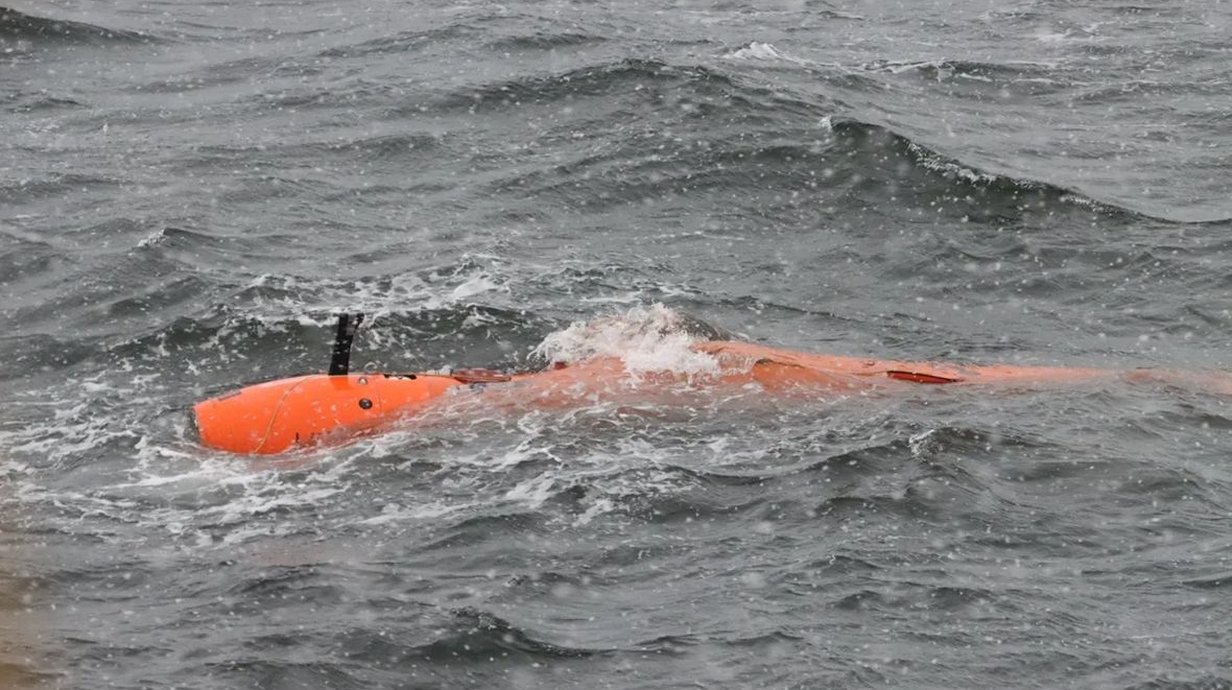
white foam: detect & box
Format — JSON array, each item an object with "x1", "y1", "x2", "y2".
[
  {"x1": 443, "y1": 272, "x2": 504, "y2": 304},
  {"x1": 906, "y1": 142, "x2": 1001, "y2": 185},
  {"x1": 136, "y1": 227, "x2": 167, "y2": 248},
  {"x1": 724, "y1": 41, "x2": 795, "y2": 62},
  {"x1": 504, "y1": 472, "x2": 558, "y2": 509},
  {"x1": 531, "y1": 304, "x2": 719, "y2": 375}
]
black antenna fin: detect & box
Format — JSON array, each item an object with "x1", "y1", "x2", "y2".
[{"x1": 328, "y1": 312, "x2": 365, "y2": 375}]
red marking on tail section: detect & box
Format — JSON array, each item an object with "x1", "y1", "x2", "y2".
[
  {"x1": 885, "y1": 370, "x2": 962, "y2": 384},
  {"x1": 450, "y1": 369, "x2": 513, "y2": 384}
]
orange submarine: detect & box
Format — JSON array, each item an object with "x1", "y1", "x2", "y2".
[{"x1": 194, "y1": 314, "x2": 1232, "y2": 455}]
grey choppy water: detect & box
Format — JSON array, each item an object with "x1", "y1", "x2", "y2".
[{"x1": 3, "y1": 1, "x2": 1232, "y2": 688}]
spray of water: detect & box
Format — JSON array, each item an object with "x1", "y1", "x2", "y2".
[{"x1": 531, "y1": 304, "x2": 724, "y2": 375}]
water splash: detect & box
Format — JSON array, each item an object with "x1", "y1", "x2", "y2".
[{"x1": 531, "y1": 304, "x2": 721, "y2": 375}]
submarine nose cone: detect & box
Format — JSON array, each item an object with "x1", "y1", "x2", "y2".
[
  {"x1": 193, "y1": 377, "x2": 308, "y2": 454},
  {"x1": 193, "y1": 394, "x2": 276, "y2": 455},
  {"x1": 193, "y1": 372, "x2": 467, "y2": 455}
]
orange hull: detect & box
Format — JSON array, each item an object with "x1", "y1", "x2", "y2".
[
  {"x1": 194, "y1": 373, "x2": 465, "y2": 454},
  {"x1": 193, "y1": 340, "x2": 1227, "y2": 455}
]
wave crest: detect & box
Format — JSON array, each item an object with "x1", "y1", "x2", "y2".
[{"x1": 0, "y1": 7, "x2": 153, "y2": 47}]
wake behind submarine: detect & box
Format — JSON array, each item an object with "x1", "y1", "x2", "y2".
[{"x1": 194, "y1": 313, "x2": 1232, "y2": 455}]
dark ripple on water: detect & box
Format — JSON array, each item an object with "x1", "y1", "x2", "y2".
[{"x1": 3, "y1": 1, "x2": 1232, "y2": 688}]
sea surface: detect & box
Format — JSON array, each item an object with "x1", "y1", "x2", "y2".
[{"x1": 3, "y1": 1, "x2": 1232, "y2": 688}]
